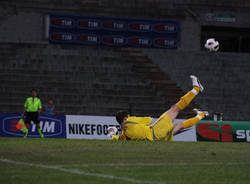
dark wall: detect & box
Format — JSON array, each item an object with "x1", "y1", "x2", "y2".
[{"x1": 144, "y1": 49, "x2": 250, "y2": 120}]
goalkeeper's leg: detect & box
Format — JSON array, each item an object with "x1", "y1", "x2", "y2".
[
  {"x1": 165, "y1": 75, "x2": 204, "y2": 121},
  {"x1": 172, "y1": 109, "x2": 209, "y2": 135},
  {"x1": 175, "y1": 75, "x2": 203, "y2": 110}
]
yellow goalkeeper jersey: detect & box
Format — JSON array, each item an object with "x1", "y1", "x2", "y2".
[{"x1": 114, "y1": 116, "x2": 154, "y2": 141}]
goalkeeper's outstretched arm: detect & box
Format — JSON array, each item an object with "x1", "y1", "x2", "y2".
[{"x1": 107, "y1": 126, "x2": 120, "y2": 140}]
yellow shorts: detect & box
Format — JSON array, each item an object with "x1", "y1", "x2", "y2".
[{"x1": 150, "y1": 113, "x2": 174, "y2": 141}]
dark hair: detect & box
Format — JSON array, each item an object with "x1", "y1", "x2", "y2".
[
  {"x1": 115, "y1": 110, "x2": 130, "y2": 124},
  {"x1": 31, "y1": 89, "x2": 39, "y2": 98}
]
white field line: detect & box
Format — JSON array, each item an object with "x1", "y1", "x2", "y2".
[
  {"x1": 0, "y1": 158, "x2": 167, "y2": 184},
  {"x1": 54, "y1": 162, "x2": 250, "y2": 167}
]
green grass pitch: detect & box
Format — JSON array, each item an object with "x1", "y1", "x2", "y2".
[{"x1": 0, "y1": 138, "x2": 249, "y2": 184}]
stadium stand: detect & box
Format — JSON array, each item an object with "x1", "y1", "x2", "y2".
[
  {"x1": 144, "y1": 49, "x2": 250, "y2": 121},
  {"x1": 0, "y1": 0, "x2": 250, "y2": 120},
  {"x1": 0, "y1": 42, "x2": 198, "y2": 118}
]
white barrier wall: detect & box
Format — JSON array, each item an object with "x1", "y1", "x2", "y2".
[
  {"x1": 172, "y1": 119, "x2": 197, "y2": 142},
  {"x1": 66, "y1": 115, "x2": 120, "y2": 140}
]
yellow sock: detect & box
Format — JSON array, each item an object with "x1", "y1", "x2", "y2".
[
  {"x1": 176, "y1": 86, "x2": 200, "y2": 110},
  {"x1": 182, "y1": 113, "x2": 205, "y2": 129}
]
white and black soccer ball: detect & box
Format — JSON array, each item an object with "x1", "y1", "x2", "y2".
[
  {"x1": 204, "y1": 38, "x2": 219, "y2": 52},
  {"x1": 107, "y1": 126, "x2": 118, "y2": 137}
]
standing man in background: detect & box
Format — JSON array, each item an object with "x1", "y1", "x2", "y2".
[
  {"x1": 22, "y1": 89, "x2": 44, "y2": 138},
  {"x1": 41, "y1": 99, "x2": 56, "y2": 115}
]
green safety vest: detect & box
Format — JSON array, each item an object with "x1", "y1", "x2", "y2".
[{"x1": 24, "y1": 97, "x2": 42, "y2": 112}]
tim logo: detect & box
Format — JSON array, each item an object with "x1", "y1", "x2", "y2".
[
  {"x1": 0, "y1": 114, "x2": 65, "y2": 138},
  {"x1": 128, "y1": 22, "x2": 152, "y2": 32},
  {"x1": 153, "y1": 38, "x2": 177, "y2": 49},
  {"x1": 128, "y1": 37, "x2": 152, "y2": 47},
  {"x1": 51, "y1": 18, "x2": 74, "y2": 28},
  {"x1": 78, "y1": 19, "x2": 100, "y2": 29},
  {"x1": 77, "y1": 34, "x2": 99, "y2": 45},
  {"x1": 197, "y1": 123, "x2": 233, "y2": 142},
  {"x1": 102, "y1": 20, "x2": 126, "y2": 31},
  {"x1": 154, "y1": 23, "x2": 178, "y2": 33},
  {"x1": 102, "y1": 35, "x2": 126, "y2": 46},
  {"x1": 50, "y1": 33, "x2": 74, "y2": 42}
]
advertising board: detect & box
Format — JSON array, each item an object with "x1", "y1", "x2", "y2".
[{"x1": 0, "y1": 113, "x2": 66, "y2": 138}]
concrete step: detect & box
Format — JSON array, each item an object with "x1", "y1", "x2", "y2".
[
  {"x1": 87, "y1": 94, "x2": 165, "y2": 104},
  {"x1": 0, "y1": 73, "x2": 145, "y2": 85}
]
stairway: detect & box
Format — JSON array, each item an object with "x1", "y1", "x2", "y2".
[
  {"x1": 0, "y1": 43, "x2": 168, "y2": 117},
  {"x1": 116, "y1": 48, "x2": 200, "y2": 118}
]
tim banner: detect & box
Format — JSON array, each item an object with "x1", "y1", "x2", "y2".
[
  {"x1": 0, "y1": 113, "x2": 66, "y2": 138},
  {"x1": 196, "y1": 120, "x2": 250, "y2": 142},
  {"x1": 48, "y1": 14, "x2": 180, "y2": 49},
  {"x1": 66, "y1": 115, "x2": 196, "y2": 141}
]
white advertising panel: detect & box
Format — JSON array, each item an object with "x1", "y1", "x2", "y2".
[
  {"x1": 172, "y1": 119, "x2": 197, "y2": 142},
  {"x1": 66, "y1": 115, "x2": 197, "y2": 141},
  {"x1": 66, "y1": 115, "x2": 120, "y2": 139}
]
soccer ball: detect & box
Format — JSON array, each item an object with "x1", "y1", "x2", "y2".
[
  {"x1": 107, "y1": 126, "x2": 118, "y2": 137},
  {"x1": 204, "y1": 38, "x2": 219, "y2": 52}
]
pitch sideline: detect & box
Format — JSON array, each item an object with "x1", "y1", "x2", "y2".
[
  {"x1": 0, "y1": 158, "x2": 167, "y2": 184},
  {"x1": 60, "y1": 162, "x2": 250, "y2": 167}
]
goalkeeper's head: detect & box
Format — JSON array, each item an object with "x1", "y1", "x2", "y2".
[{"x1": 115, "y1": 110, "x2": 130, "y2": 125}]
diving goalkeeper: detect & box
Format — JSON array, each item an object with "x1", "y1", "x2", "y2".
[{"x1": 109, "y1": 75, "x2": 208, "y2": 141}]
